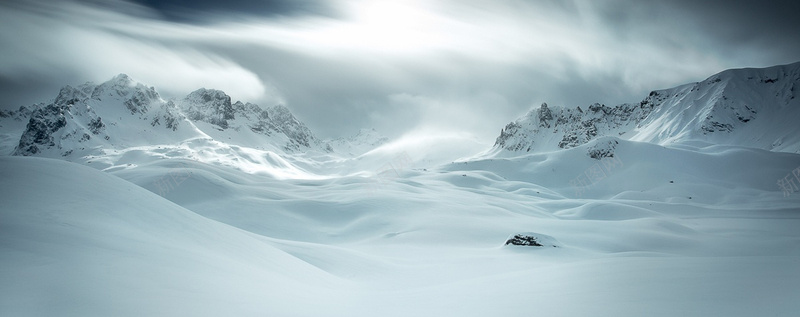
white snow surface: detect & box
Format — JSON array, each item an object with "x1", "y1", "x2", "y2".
[
  {"x1": 2, "y1": 140, "x2": 800, "y2": 316},
  {"x1": 2, "y1": 64, "x2": 800, "y2": 316}
]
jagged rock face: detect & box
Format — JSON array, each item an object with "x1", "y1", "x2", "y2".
[
  {"x1": 266, "y1": 105, "x2": 319, "y2": 152},
  {"x1": 13, "y1": 104, "x2": 69, "y2": 155},
  {"x1": 87, "y1": 117, "x2": 105, "y2": 135},
  {"x1": 92, "y1": 74, "x2": 160, "y2": 115},
  {"x1": 181, "y1": 88, "x2": 235, "y2": 129},
  {"x1": 10, "y1": 75, "x2": 183, "y2": 156},
  {"x1": 536, "y1": 103, "x2": 553, "y2": 127},
  {"x1": 150, "y1": 101, "x2": 183, "y2": 131},
  {"x1": 495, "y1": 61, "x2": 800, "y2": 154},
  {"x1": 4, "y1": 74, "x2": 332, "y2": 157},
  {"x1": 13, "y1": 84, "x2": 113, "y2": 156},
  {"x1": 178, "y1": 89, "x2": 330, "y2": 153},
  {"x1": 494, "y1": 101, "x2": 654, "y2": 153},
  {"x1": 496, "y1": 122, "x2": 528, "y2": 152}
]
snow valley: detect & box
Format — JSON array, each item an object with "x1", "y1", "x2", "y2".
[{"x1": 1, "y1": 62, "x2": 800, "y2": 316}]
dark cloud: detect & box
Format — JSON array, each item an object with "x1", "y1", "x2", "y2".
[
  {"x1": 668, "y1": 0, "x2": 800, "y2": 37},
  {"x1": 0, "y1": 74, "x2": 68, "y2": 108},
  {"x1": 593, "y1": 0, "x2": 800, "y2": 66},
  {"x1": 671, "y1": 0, "x2": 800, "y2": 62},
  {"x1": 126, "y1": 0, "x2": 338, "y2": 22}
]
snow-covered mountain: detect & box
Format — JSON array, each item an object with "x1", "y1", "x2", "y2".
[
  {"x1": 3, "y1": 74, "x2": 332, "y2": 158},
  {"x1": 10, "y1": 74, "x2": 195, "y2": 157},
  {"x1": 328, "y1": 128, "x2": 389, "y2": 156},
  {"x1": 178, "y1": 88, "x2": 332, "y2": 153},
  {"x1": 494, "y1": 62, "x2": 800, "y2": 155}
]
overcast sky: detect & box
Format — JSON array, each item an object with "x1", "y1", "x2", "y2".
[{"x1": 1, "y1": 0, "x2": 798, "y2": 143}]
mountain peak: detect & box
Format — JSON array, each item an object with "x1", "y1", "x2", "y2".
[
  {"x1": 94, "y1": 74, "x2": 136, "y2": 95},
  {"x1": 492, "y1": 61, "x2": 800, "y2": 155},
  {"x1": 186, "y1": 88, "x2": 230, "y2": 102},
  {"x1": 3, "y1": 75, "x2": 335, "y2": 158},
  {"x1": 181, "y1": 88, "x2": 234, "y2": 128},
  {"x1": 110, "y1": 73, "x2": 132, "y2": 85}
]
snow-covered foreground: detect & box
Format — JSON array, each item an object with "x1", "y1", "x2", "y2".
[{"x1": 2, "y1": 137, "x2": 799, "y2": 316}]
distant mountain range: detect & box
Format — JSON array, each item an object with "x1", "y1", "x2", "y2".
[
  {"x1": 0, "y1": 74, "x2": 388, "y2": 159},
  {"x1": 2, "y1": 62, "x2": 799, "y2": 164},
  {"x1": 493, "y1": 62, "x2": 800, "y2": 156}
]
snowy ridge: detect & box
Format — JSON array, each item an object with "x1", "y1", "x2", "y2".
[
  {"x1": 11, "y1": 74, "x2": 197, "y2": 157},
  {"x1": 494, "y1": 61, "x2": 800, "y2": 155},
  {"x1": 494, "y1": 101, "x2": 652, "y2": 153},
  {"x1": 177, "y1": 88, "x2": 332, "y2": 153},
  {"x1": 4, "y1": 74, "x2": 332, "y2": 158}
]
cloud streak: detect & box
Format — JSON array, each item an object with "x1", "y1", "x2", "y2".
[
  {"x1": 0, "y1": 0, "x2": 272, "y2": 105},
  {"x1": 1, "y1": 0, "x2": 798, "y2": 144}
]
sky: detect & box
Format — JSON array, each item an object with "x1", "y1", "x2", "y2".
[{"x1": 1, "y1": 0, "x2": 799, "y2": 143}]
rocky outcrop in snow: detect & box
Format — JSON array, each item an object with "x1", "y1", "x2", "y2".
[
  {"x1": 586, "y1": 137, "x2": 619, "y2": 160},
  {"x1": 14, "y1": 103, "x2": 69, "y2": 155},
  {"x1": 504, "y1": 232, "x2": 559, "y2": 248}
]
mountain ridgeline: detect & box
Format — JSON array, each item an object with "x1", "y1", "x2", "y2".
[
  {"x1": 6, "y1": 74, "x2": 333, "y2": 157},
  {"x1": 494, "y1": 62, "x2": 800, "y2": 155},
  {"x1": 2, "y1": 62, "x2": 799, "y2": 161}
]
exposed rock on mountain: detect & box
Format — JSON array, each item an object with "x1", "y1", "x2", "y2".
[
  {"x1": 494, "y1": 62, "x2": 800, "y2": 154},
  {"x1": 180, "y1": 88, "x2": 235, "y2": 129},
  {"x1": 177, "y1": 89, "x2": 331, "y2": 153},
  {"x1": 4, "y1": 74, "x2": 330, "y2": 157}
]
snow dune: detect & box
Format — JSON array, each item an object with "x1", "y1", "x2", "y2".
[
  {"x1": 0, "y1": 156, "x2": 348, "y2": 316},
  {"x1": 3, "y1": 137, "x2": 799, "y2": 316}
]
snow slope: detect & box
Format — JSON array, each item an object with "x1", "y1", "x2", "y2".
[
  {"x1": 4, "y1": 145, "x2": 800, "y2": 316},
  {"x1": 0, "y1": 156, "x2": 350, "y2": 316}
]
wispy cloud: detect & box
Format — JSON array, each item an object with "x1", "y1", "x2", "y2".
[
  {"x1": 1, "y1": 0, "x2": 798, "y2": 142},
  {"x1": 0, "y1": 0, "x2": 272, "y2": 104}
]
